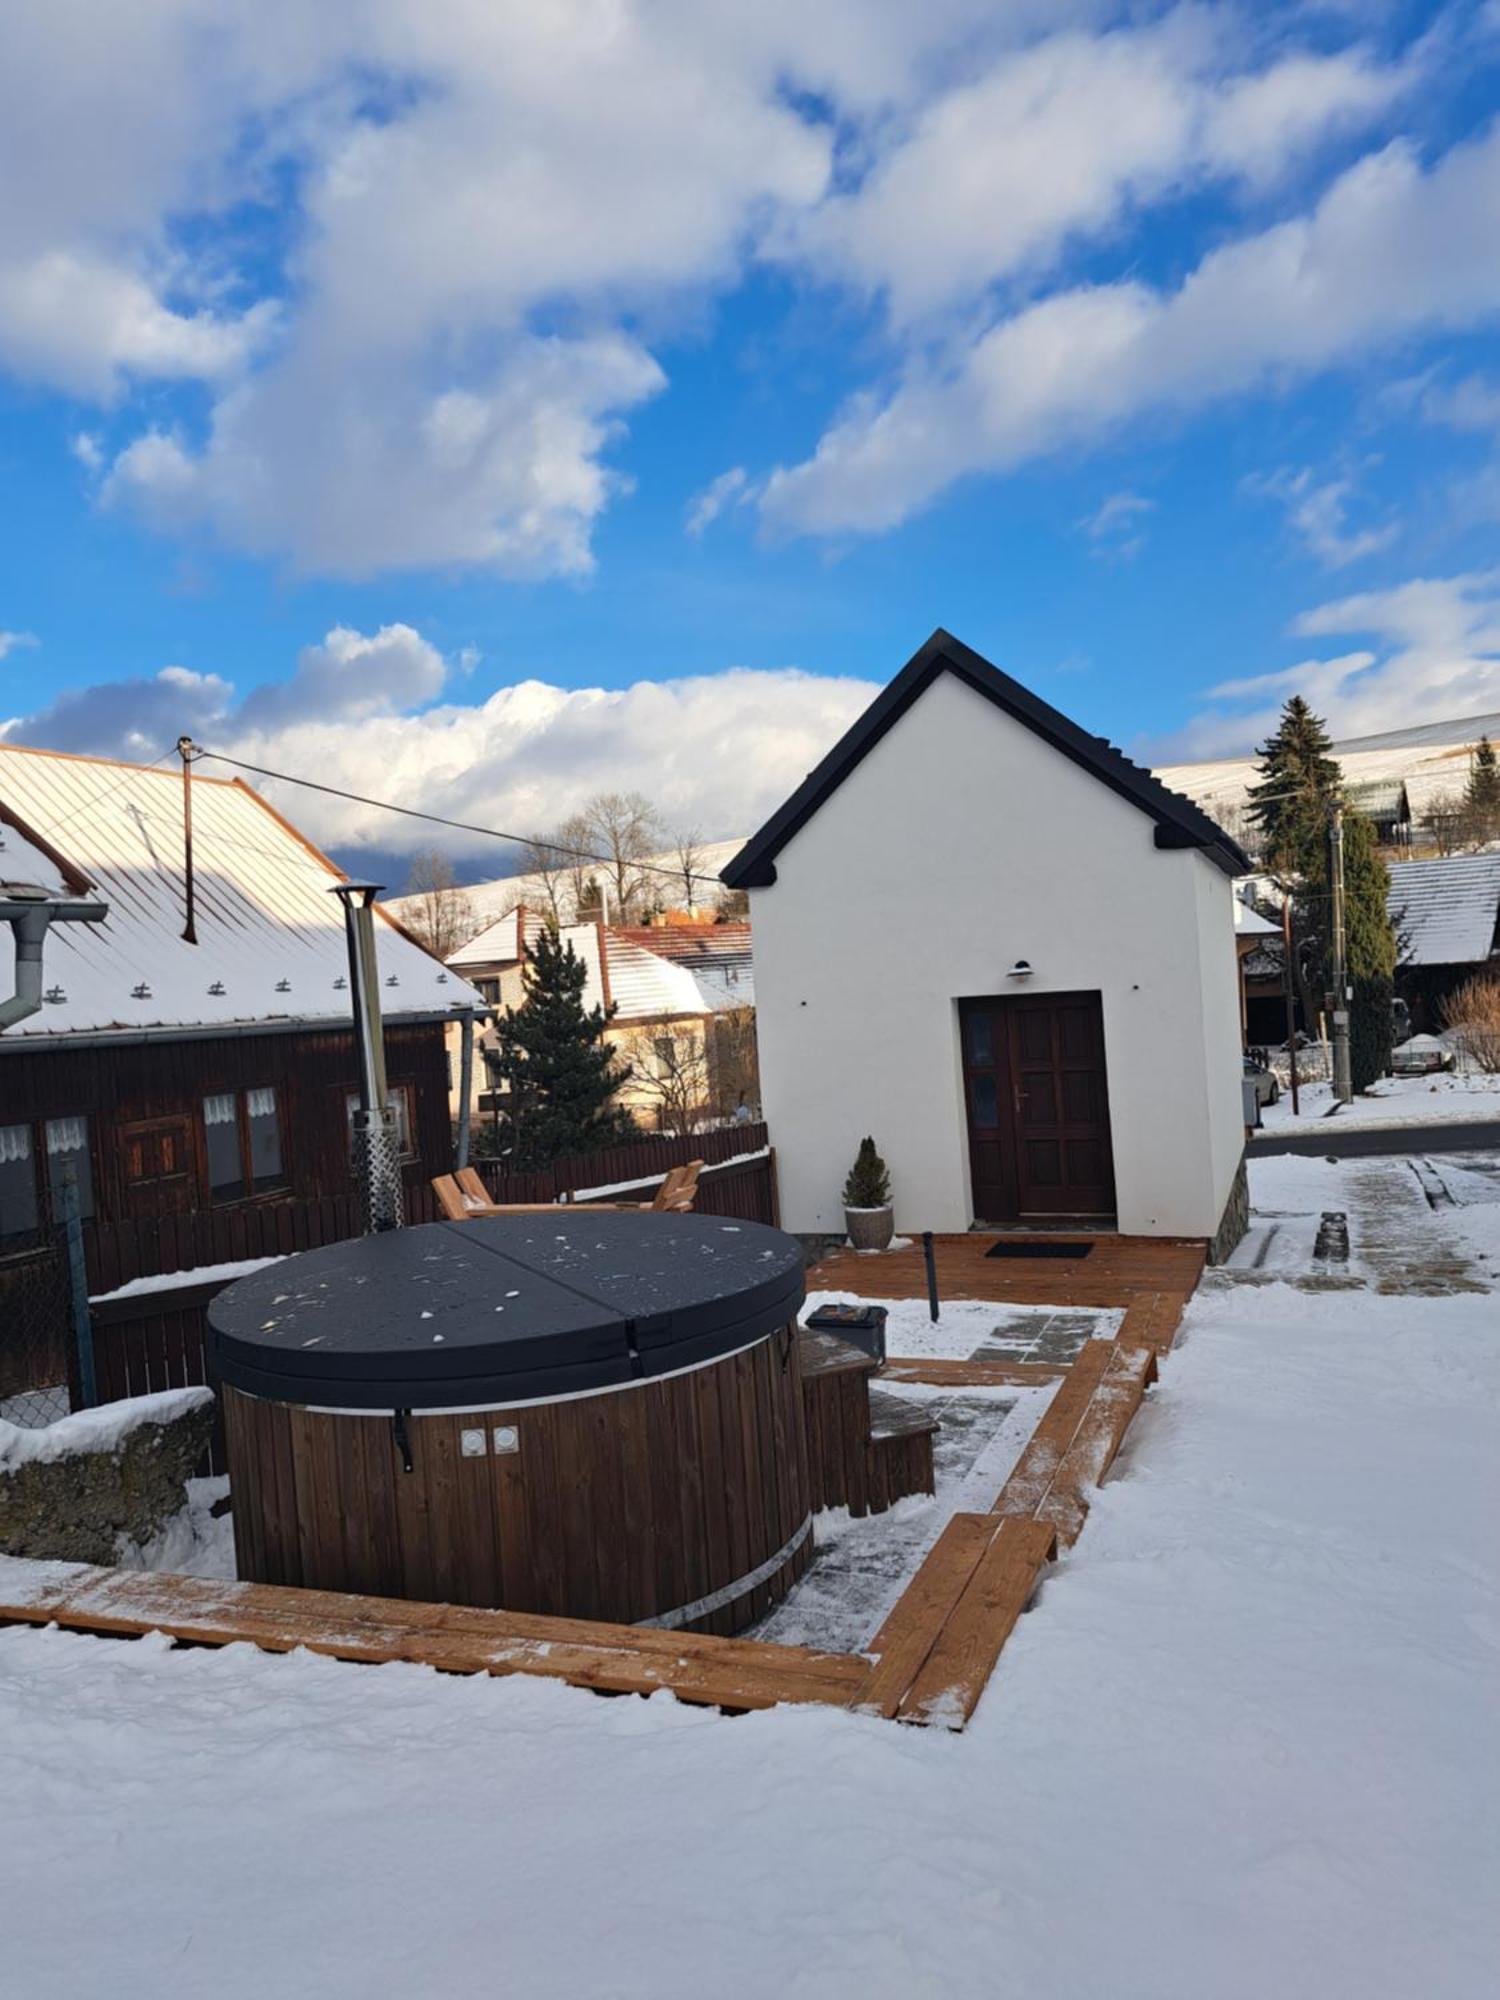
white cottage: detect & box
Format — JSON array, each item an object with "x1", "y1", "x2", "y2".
[{"x1": 722, "y1": 632, "x2": 1250, "y2": 1252}]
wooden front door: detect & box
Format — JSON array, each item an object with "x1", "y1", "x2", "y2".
[{"x1": 960, "y1": 992, "x2": 1116, "y2": 1224}]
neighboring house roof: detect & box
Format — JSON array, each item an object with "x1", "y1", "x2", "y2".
[
  {"x1": 447, "y1": 906, "x2": 550, "y2": 970},
  {"x1": 459, "y1": 917, "x2": 749, "y2": 1023},
  {"x1": 1343, "y1": 778, "x2": 1411, "y2": 823},
  {"x1": 1233, "y1": 897, "x2": 1280, "y2": 937},
  {"x1": 389, "y1": 836, "x2": 750, "y2": 941},
  {"x1": 1387, "y1": 853, "x2": 1500, "y2": 968},
  {"x1": 612, "y1": 923, "x2": 753, "y2": 1010},
  {"x1": 722, "y1": 629, "x2": 1250, "y2": 889},
  {"x1": 0, "y1": 742, "x2": 483, "y2": 1041}
]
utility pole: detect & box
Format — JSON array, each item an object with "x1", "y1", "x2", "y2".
[
  {"x1": 1281, "y1": 891, "x2": 1299, "y2": 1116},
  {"x1": 1328, "y1": 801, "x2": 1352, "y2": 1104}
]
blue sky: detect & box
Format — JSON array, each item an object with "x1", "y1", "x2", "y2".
[{"x1": 3, "y1": 2, "x2": 1500, "y2": 874}]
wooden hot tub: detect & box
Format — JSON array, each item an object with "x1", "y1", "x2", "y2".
[{"x1": 207, "y1": 1212, "x2": 811, "y2": 1635}]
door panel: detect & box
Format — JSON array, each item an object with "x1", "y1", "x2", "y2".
[{"x1": 960, "y1": 992, "x2": 1115, "y2": 1223}]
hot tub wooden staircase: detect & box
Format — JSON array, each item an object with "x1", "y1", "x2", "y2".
[{"x1": 798, "y1": 1328, "x2": 938, "y2": 1518}]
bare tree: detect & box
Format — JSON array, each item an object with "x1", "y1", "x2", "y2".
[
  {"x1": 671, "y1": 827, "x2": 706, "y2": 912},
  {"x1": 401, "y1": 848, "x2": 474, "y2": 959},
  {"x1": 579, "y1": 792, "x2": 662, "y2": 922},
  {"x1": 517, "y1": 814, "x2": 598, "y2": 925},
  {"x1": 1442, "y1": 973, "x2": 1500, "y2": 1073},
  {"x1": 716, "y1": 885, "x2": 749, "y2": 921},
  {"x1": 620, "y1": 1025, "x2": 711, "y2": 1137}
]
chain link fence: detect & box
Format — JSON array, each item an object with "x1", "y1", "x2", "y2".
[{"x1": 0, "y1": 1231, "x2": 76, "y2": 1426}]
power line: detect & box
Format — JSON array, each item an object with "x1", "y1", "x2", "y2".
[{"x1": 193, "y1": 746, "x2": 733, "y2": 896}]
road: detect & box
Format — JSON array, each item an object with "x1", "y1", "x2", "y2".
[{"x1": 1248, "y1": 1118, "x2": 1500, "y2": 1160}]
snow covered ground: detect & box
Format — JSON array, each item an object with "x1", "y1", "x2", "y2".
[
  {"x1": 1260, "y1": 1068, "x2": 1500, "y2": 1132},
  {"x1": 2, "y1": 1153, "x2": 1496, "y2": 1998}
]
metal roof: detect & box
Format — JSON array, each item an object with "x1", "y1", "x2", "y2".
[
  {"x1": 0, "y1": 743, "x2": 484, "y2": 1041},
  {"x1": 1386, "y1": 853, "x2": 1500, "y2": 968}
]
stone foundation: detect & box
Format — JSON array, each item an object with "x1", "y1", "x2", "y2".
[
  {"x1": 0, "y1": 1387, "x2": 215, "y2": 1565},
  {"x1": 1207, "y1": 1156, "x2": 1250, "y2": 1265}
]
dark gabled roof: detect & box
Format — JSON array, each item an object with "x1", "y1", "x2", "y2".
[{"x1": 721, "y1": 629, "x2": 1251, "y2": 888}]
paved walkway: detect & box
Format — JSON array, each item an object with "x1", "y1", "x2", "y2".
[{"x1": 1223, "y1": 1146, "x2": 1494, "y2": 1296}]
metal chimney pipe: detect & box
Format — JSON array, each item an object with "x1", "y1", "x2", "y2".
[{"x1": 329, "y1": 881, "x2": 403, "y2": 1233}]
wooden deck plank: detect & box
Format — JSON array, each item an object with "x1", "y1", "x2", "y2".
[
  {"x1": 1032, "y1": 1343, "x2": 1158, "y2": 1547},
  {"x1": 808, "y1": 1231, "x2": 1205, "y2": 1318},
  {"x1": 880, "y1": 1356, "x2": 1069, "y2": 1389},
  {"x1": 987, "y1": 1337, "x2": 1116, "y2": 1518},
  {"x1": 0, "y1": 1559, "x2": 869, "y2": 1713},
  {"x1": 858, "y1": 1512, "x2": 1001, "y2": 1718},
  {"x1": 895, "y1": 1517, "x2": 1057, "y2": 1729}
]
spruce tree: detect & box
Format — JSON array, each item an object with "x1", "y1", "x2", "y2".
[
  {"x1": 1465, "y1": 736, "x2": 1500, "y2": 839},
  {"x1": 492, "y1": 926, "x2": 636, "y2": 1168},
  {"x1": 1246, "y1": 696, "x2": 1342, "y2": 880}
]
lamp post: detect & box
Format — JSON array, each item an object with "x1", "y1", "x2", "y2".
[{"x1": 329, "y1": 881, "x2": 403, "y2": 1233}]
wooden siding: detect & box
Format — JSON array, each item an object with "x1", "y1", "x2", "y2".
[{"x1": 0, "y1": 1021, "x2": 452, "y2": 1230}]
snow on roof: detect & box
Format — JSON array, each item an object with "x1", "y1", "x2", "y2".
[
  {"x1": 0, "y1": 815, "x2": 72, "y2": 897},
  {"x1": 457, "y1": 916, "x2": 750, "y2": 1021},
  {"x1": 1155, "y1": 713, "x2": 1500, "y2": 828},
  {"x1": 447, "y1": 906, "x2": 549, "y2": 969},
  {"x1": 0, "y1": 743, "x2": 484, "y2": 1040},
  {"x1": 1233, "y1": 897, "x2": 1279, "y2": 937},
  {"x1": 612, "y1": 922, "x2": 753, "y2": 1008},
  {"x1": 1387, "y1": 853, "x2": 1500, "y2": 968}
]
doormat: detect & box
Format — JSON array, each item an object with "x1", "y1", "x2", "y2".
[{"x1": 985, "y1": 1240, "x2": 1093, "y2": 1260}]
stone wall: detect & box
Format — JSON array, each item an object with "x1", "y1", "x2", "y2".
[
  {"x1": 1207, "y1": 1155, "x2": 1250, "y2": 1265},
  {"x1": 0, "y1": 1387, "x2": 215, "y2": 1565}
]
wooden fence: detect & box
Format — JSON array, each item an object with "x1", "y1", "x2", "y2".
[{"x1": 74, "y1": 1129, "x2": 776, "y2": 1462}]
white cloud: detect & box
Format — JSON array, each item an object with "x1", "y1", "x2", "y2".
[
  {"x1": 104, "y1": 335, "x2": 668, "y2": 579},
  {"x1": 1163, "y1": 568, "x2": 1500, "y2": 755},
  {"x1": 685, "y1": 467, "x2": 753, "y2": 538},
  {"x1": 0, "y1": 630, "x2": 38, "y2": 661},
  {"x1": 777, "y1": 23, "x2": 1413, "y2": 325},
  {"x1": 1079, "y1": 489, "x2": 1154, "y2": 557},
  {"x1": 0, "y1": 2, "x2": 1440, "y2": 576},
  {"x1": 1, "y1": 623, "x2": 879, "y2": 859},
  {"x1": 1247, "y1": 465, "x2": 1398, "y2": 568},
  {"x1": 762, "y1": 122, "x2": 1500, "y2": 538}
]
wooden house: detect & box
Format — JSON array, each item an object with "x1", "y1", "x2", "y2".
[{"x1": 0, "y1": 743, "x2": 482, "y2": 1254}]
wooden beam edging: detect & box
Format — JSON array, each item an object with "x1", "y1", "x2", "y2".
[
  {"x1": 991, "y1": 1338, "x2": 1157, "y2": 1547},
  {"x1": 0, "y1": 1559, "x2": 868, "y2": 1715}
]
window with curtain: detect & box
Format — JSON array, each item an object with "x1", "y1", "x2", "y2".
[
  {"x1": 44, "y1": 1116, "x2": 94, "y2": 1221},
  {"x1": 202, "y1": 1088, "x2": 286, "y2": 1200},
  {"x1": 0, "y1": 1123, "x2": 38, "y2": 1240},
  {"x1": 246, "y1": 1087, "x2": 282, "y2": 1190},
  {"x1": 203, "y1": 1092, "x2": 243, "y2": 1196}
]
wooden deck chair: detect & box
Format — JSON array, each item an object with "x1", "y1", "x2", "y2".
[
  {"x1": 431, "y1": 1172, "x2": 482, "y2": 1221},
  {"x1": 651, "y1": 1160, "x2": 704, "y2": 1211}
]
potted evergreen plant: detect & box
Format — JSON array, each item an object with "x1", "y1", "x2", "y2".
[{"x1": 842, "y1": 1136, "x2": 894, "y2": 1251}]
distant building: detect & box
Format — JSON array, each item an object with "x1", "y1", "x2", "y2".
[
  {"x1": 1387, "y1": 852, "x2": 1500, "y2": 1030},
  {"x1": 0, "y1": 743, "x2": 482, "y2": 1249},
  {"x1": 448, "y1": 911, "x2": 756, "y2": 1132}
]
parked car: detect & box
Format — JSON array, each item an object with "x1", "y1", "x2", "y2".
[
  {"x1": 1243, "y1": 1052, "x2": 1280, "y2": 1107},
  {"x1": 1391, "y1": 1034, "x2": 1451, "y2": 1076}
]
